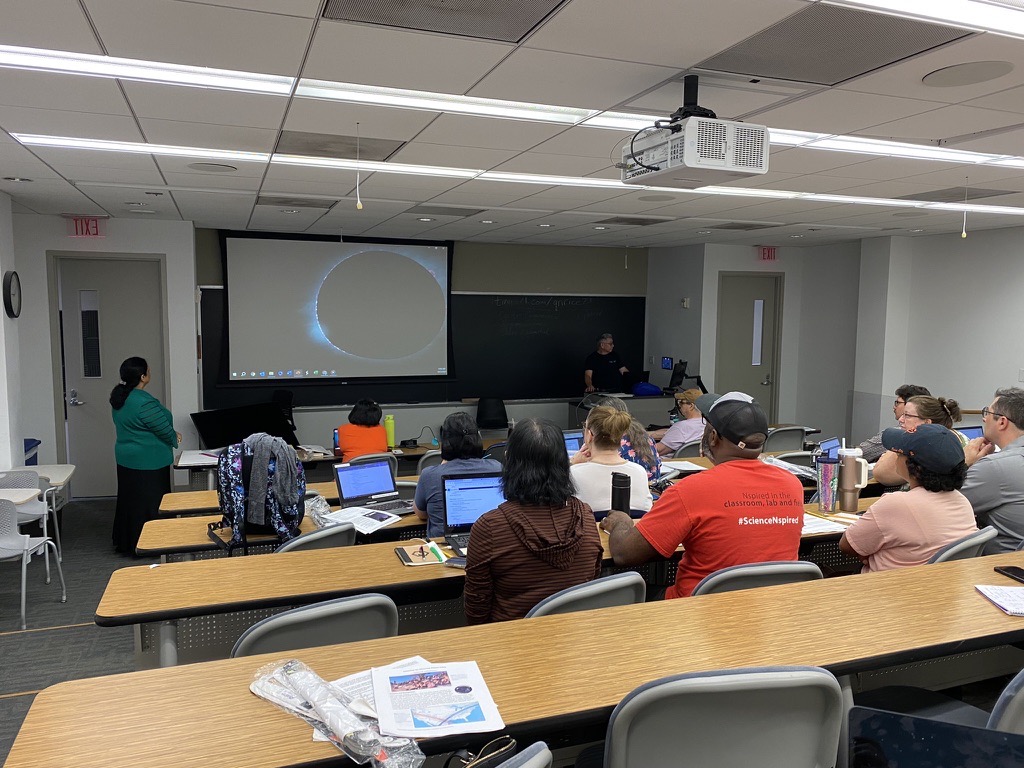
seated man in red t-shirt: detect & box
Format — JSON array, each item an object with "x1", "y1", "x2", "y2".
[{"x1": 601, "y1": 391, "x2": 805, "y2": 598}]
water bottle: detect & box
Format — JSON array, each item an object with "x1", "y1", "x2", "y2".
[
  {"x1": 837, "y1": 440, "x2": 869, "y2": 513},
  {"x1": 333, "y1": 428, "x2": 340, "y2": 457},
  {"x1": 384, "y1": 414, "x2": 395, "y2": 449},
  {"x1": 611, "y1": 472, "x2": 631, "y2": 514}
]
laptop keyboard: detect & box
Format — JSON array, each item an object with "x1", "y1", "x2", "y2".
[
  {"x1": 371, "y1": 499, "x2": 413, "y2": 512},
  {"x1": 445, "y1": 533, "x2": 470, "y2": 555}
]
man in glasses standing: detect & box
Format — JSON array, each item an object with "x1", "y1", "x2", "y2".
[
  {"x1": 856, "y1": 384, "x2": 931, "y2": 462},
  {"x1": 962, "y1": 387, "x2": 1024, "y2": 553},
  {"x1": 584, "y1": 333, "x2": 629, "y2": 393}
]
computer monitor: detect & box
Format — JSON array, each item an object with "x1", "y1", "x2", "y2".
[
  {"x1": 563, "y1": 429, "x2": 584, "y2": 455},
  {"x1": 443, "y1": 473, "x2": 505, "y2": 533},
  {"x1": 190, "y1": 402, "x2": 299, "y2": 448},
  {"x1": 667, "y1": 361, "x2": 688, "y2": 390}
]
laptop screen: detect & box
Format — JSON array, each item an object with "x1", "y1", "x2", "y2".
[
  {"x1": 817, "y1": 437, "x2": 841, "y2": 459},
  {"x1": 563, "y1": 430, "x2": 584, "y2": 455},
  {"x1": 333, "y1": 460, "x2": 397, "y2": 505},
  {"x1": 443, "y1": 473, "x2": 505, "y2": 531},
  {"x1": 849, "y1": 705, "x2": 1024, "y2": 767},
  {"x1": 959, "y1": 425, "x2": 984, "y2": 440}
]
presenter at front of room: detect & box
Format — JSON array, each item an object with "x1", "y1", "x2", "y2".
[{"x1": 584, "y1": 333, "x2": 629, "y2": 393}]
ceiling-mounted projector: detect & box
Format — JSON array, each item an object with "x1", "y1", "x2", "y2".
[{"x1": 621, "y1": 116, "x2": 770, "y2": 189}]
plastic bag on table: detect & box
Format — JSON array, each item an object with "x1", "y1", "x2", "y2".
[{"x1": 251, "y1": 659, "x2": 425, "y2": 768}]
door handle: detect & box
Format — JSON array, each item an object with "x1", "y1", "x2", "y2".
[
  {"x1": 68, "y1": 388, "x2": 86, "y2": 406},
  {"x1": 760, "y1": 375, "x2": 772, "y2": 386}
]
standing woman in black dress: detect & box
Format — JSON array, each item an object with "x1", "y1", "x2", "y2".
[{"x1": 109, "y1": 357, "x2": 180, "y2": 554}]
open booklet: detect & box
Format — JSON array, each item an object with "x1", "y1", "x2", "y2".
[
  {"x1": 976, "y1": 585, "x2": 1024, "y2": 616},
  {"x1": 320, "y1": 506, "x2": 400, "y2": 535}
]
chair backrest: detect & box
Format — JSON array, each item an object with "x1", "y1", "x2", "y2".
[
  {"x1": 0, "y1": 498, "x2": 27, "y2": 557},
  {"x1": 926, "y1": 525, "x2": 998, "y2": 563},
  {"x1": 773, "y1": 451, "x2": 814, "y2": 468},
  {"x1": 988, "y1": 666, "x2": 1024, "y2": 734},
  {"x1": 525, "y1": 572, "x2": 646, "y2": 618},
  {"x1": 604, "y1": 666, "x2": 843, "y2": 768},
  {"x1": 672, "y1": 441, "x2": 701, "y2": 458},
  {"x1": 0, "y1": 470, "x2": 40, "y2": 491},
  {"x1": 231, "y1": 593, "x2": 399, "y2": 657},
  {"x1": 483, "y1": 442, "x2": 508, "y2": 464},
  {"x1": 763, "y1": 426, "x2": 807, "y2": 452},
  {"x1": 691, "y1": 561, "x2": 823, "y2": 596},
  {"x1": 498, "y1": 741, "x2": 552, "y2": 768},
  {"x1": 349, "y1": 452, "x2": 398, "y2": 480},
  {"x1": 476, "y1": 398, "x2": 508, "y2": 429},
  {"x1": 417, "y1": 449, "x2": 443, "y2": 474},
  {"x1": 275, "y1": 522, "x2": 356, "y2": 553}
]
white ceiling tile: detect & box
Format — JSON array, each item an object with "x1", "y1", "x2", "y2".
[
  {"x1": 524, "y1": 0, "x2": 805, "y2": 68},
  {"x1": 885, "y1": 161, "x2": 1023, "y2": 186},
  {"x1": 138, "y1": 118, "x2": 278, "y2": 152},
  {"x1": 963, "y1": 84, "x2": 1024, "y2": 117},
  {"x1": 426, "y1": 189, "x2": 541, "y2": 207},
  {"x1": 861, "y1": 105, "x2": 1024, "y2": 142},
  {"x1": 839, "y1": 32, "x2": 1024, "y2": 105},
  {"x1": 511, "y1": 187, "x2": 633, "y2": 207},
  {"x1": 531, "y1": 126, "x2": 627, "y2": 161},
  {"x1": 29, "y1": 147, "x2": 159, "y2": 171},
  {"x1": 948, "y1": 125, "x2": 1024, "y2": 155},
  {"x1": 767, "y1": 147, "x2": 872, "y2": 175},
  {"x1": 85, "y1": 0, "x2": 314, "y2": 74},
  {"x1": 414, "y1": 114, "x2": 563, "y2": 151},
  {"x1": 171, "y1": 0, "x2": 321, "y2": 16},
  {"x1": 627, "y1": 79, "x2": 810, "y2": 121},
  {"x1": 122, "y1": 82, "x2": 288, "y2": 129},
  {"x1": 161, "y1": 172, "x2": 263, "y2": 191},
  {"x1": 153, "y1": 156, "x2": 266, "y2": 178},
  {"x1": 0, "y1": 70, "x2": 130, "y2": 114},
  {"x1": 261, "y1": 178, "x2": 353, "y2": 198},
  {"x1": 468, "y1": 49, "x2": 679, "y2": 110},
  {"x1": 248, "y1": 206, "x2": 325, "y2": 230},
  {"x1": 389, "y1": 142, "x2": 517, "y2": 171},
  {"x1": 492, "y1": 152, "x2": 612, "y2": 176},
  {"x1": 284, "y1": 99, "x2": 438, "y2": 142},
  {"x1": 351, "y1": 172, "x2": 466, "y2": 197},
  {"x1": 264, "y1": 162, "x2": 358, "y2": 184},
  {"x1": 62, "y1": 166, "x2": 166, "y2": 184},
  {"x1": 0, "y1": 106, "x2": 143, "y2": 140},
  {"x1": 1, "y1": 0, "x2": 102, "y2": 53},
  {"x1": 302, "y1": 22, "x2": 512, "y2": 92},
  {"x1": 749, "y1": 90, "x2": 946, "y2": 134}
]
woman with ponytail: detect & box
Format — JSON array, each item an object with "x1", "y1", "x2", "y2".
[{"x1": 110, "y1": 356, "x2": 180, "y2": 554}]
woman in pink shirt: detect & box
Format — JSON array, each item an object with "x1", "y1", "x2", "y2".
[{"x1": 839, "y1": 423, "x2": 977, "y2": 572}]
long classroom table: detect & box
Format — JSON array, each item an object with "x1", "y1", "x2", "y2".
[{"x1": 13, "y1": 552, "x2": 1024, "y2": 768}]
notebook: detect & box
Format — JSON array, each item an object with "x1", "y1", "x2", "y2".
[
  {"x1": 563, "y1": 429, "x2": 584, "y2": 455},
  {"x1": 332, "y1": 459, "x2": 414, "y2": 514},
  {"x1": 976, "y1": 584, "x2": 1024, "y2": 616},
  {"x1": 442, "y1": 472, "x2": 505, "y2": 556}
]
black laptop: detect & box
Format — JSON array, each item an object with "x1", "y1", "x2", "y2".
[
  {"x1": 332, "y1": 459, "x2": 414, "y2": 514},
  {"x1": 442, "y1": 472, "x2": 505, "y2": 555}
]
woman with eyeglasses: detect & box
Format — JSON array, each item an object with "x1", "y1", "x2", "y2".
[{"x1": 873, "y1": 395, "x2": 965, "y2": 486}]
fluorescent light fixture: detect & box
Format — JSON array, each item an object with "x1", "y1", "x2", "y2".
[
  {"x1": 800, "y1": 193, "x2": 927, "y2": 207},
  {"x1": 297, "y1": 79, "x2": 595, "y2": 124},
  {"x1": 477, "y1": 171, "x2": 629, "y2": 188},
  {"x1": 271, "y1": 154, "x2": 479, "y2": 178},
  {"x1": 806, "y1": 135, "x2": 991, "y2": 164},
  {"x1": 697, "y1": 186, "x2": 804, "y2": 199},
  {"x1": 12, "y1": 134, "x2": 269, "y2": 162},
  {"x1": 0, "y1": 44, "x2": 293, "y2": 94},
  {"x1": 581, "y1": 111, "x2": 659, "y2": 131},
  {"x1": 768, "y1": 128, "x2": 826, "y2": 146},
  {"x1": 824, "y1": 1, "x2": 1024, "y2": 39},
  {"x1": 924, "y1": 201, "x2": 1024, "y2": 215}
]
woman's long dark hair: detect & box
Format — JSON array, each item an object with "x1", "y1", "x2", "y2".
[
  {"x1": 501, "y1": 418, "x2": 573, "y2": 506},
  {"x1": 109, "y1": 357, "x2": 147, "y2": 410}
]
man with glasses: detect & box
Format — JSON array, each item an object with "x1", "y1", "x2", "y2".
[
  {"x1": 856, "y1": 384, "x2": 931, "y2": 462},
  {"x1": 583, "y1": 333, "x2": 629, "y2": 393},
  {"x1": 962, "y1": 387, "x2": 1024, "y2": 553}
]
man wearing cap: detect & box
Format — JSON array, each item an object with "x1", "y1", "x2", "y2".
[
  {"x1": 601, "y1": 391, "x2": 804, "y2": 598},
  {"x1": 961, "y1": 387, "x2": 1024, "y2": 554},
  {"x1": 654, "y1": 388, "x2": 705, "y2": 455},
  {"x1": 840, "y1": 424, "x2": 976, "y2": 571}
]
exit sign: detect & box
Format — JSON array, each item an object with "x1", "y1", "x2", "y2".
[
  {"x1": 67, "y1": 217, "x2": 105, "y2": 238},
  {"x1": 758, "y1": 246, "x2": 776, "y2": 261}
]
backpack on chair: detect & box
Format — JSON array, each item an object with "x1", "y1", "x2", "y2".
[{"x1": 209, "y1": 435, "x2": 305, "y2": 555}]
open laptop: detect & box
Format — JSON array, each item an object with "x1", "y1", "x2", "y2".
[
  {"x1": 817, "y1": 436, "x2": 841, "y2": 459},
  {"x1": 442, "y1": 472, "x2": 505, "y2": 556},
  {"x1": 563, "y1": 429, "x2": 584, "y2": 455},
  {"x1": 332, "y1": 459, "x2": 414, "y2": 514},
  {"x1": 959, "y1": 425, "x2": 984, "y2": 440}
]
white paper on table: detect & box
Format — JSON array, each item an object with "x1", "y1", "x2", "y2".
[
  {"x1": 801, "y1": 514, "x2": 848, "y2": 535},
  {"x1": 371, "y1": 661, "x2": 505, "y2": 739},
  {"x1": 321, "y1": 506, "x2": 400, "y2": 534},
  {"x1": 175, "y1": 449, "x2": 221, "y2": 468},
  {"x1": 662, "y1": 460, "x2": 707, "y2": 472},
  {"x1": 312, "y1": 656, "x2": 433, "y2": 742}
]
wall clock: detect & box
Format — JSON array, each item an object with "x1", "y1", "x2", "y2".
[{"x1": 3, "y1": 270, "x2": 22, "y2": 318}]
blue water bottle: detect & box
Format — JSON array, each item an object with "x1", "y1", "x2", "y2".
[{"x1": 333, "y1": 428, "x2": 340, "y2": 455}]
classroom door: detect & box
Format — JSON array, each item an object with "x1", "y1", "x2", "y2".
[
  {"x1": 58, "y1": 257, "x2": 165, "y2": 497},
  {"x1": 714, "y1": 274, "x2": 782, "y2": 422}
]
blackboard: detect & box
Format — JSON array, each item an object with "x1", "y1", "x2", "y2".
[
  {"x1": 200, "y1": 288, "x2": 646, "y2": 407},
  {"x1": 450, "y1": 294, "x2": 646, "y2": 399}
]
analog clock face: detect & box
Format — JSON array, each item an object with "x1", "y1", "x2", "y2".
[{"x1": 3, "y1": 270, "x2": 21, "y2": 318}]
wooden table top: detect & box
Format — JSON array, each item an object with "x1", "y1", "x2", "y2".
[
  {"x1": 0, "y1": 488, "x2": 41, "y2": 505},
  {"x1": 108, "y1": 496, "x2": 869, "y2": 626},
  {"x1": 8, "y1": 464, "x2": 75, "y2": 486},
  {"x1": 15, "y1": 551, "x2": 1024, "y2": 768},
  {"x1": 137, "y1": 511, "x2": 427, "y2": 556}
]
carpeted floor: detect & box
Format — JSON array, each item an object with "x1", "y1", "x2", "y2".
[{"x1": 0, "y1": 498, "x2": 158, "y2": 764}]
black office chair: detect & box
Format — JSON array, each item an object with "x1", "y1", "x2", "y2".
[{"x1": 476, "y1": 398, "x2": 508, "y2": 429}]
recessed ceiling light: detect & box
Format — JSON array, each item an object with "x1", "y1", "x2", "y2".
[
  {"x1": 910, "y1": 228, "x2": 926, "y2": 233},
  {"x1": 281, "y1": 209, "x2": 300, "y2": 214},
  {"x1": 187, "y1": 162, "x2": 240, "y2": 172},
  {"x1": 538, "y1": 223, "x2": 553, "y2": 228},
  {"x1": 790, "y1": 234, "x2": 805, "y2": 238},
  {"x1": 145, "y1": 191, "x2": 163, "y2": 196},
  {"x1": 125, "y1": 201, "x2": 146, "y2": 207},
  {"x1": 696, "y1": 230, "x2": 713, "y2": 235},
  {"x1": 593, "y1": 226, "x2": 608, "y2": 230},
  {"x1": 480, "y1": 219, "x2": 495, "y2": 224},
  {"x1": 128, "y1": 209, "x2": 156, "y2": 214},
  {"x1": 417, "y1": 217, "x2": 435, "y2": 222},
  {"x1": 637, "y1": 194, "x2": 676, "y2": 202},
  {"x1": 3, "y1": 176, "x2": 32, "y2": 182}
]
